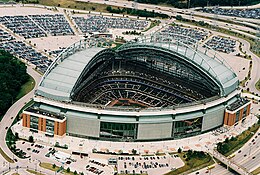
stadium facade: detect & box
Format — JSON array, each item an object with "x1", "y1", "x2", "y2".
[{"x1": 22, "y1": 35, "x2": 251, "y2": 141}]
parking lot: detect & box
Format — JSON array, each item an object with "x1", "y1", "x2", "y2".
[
  {"x1": 72, "y1": 15, "x2": 149, "y2": 34},
  {"x1": 204, "y1": 36, "x2": 236, "y2": 53},
  {"x1": 0, "y1": 41, "x2": 52, "y2": 73},
  {"x1": 117, "y1": 154, "x2": 184, "y2": 175},
  {"x1": 159, "y1": 25, "x2": 208, "y2": 44},
  {"x1": 201, "y1": 8, "x2": 260, "y2": 19},
  {"x1": 0, "y1": 28, "x2": 14, "y2": 42}
]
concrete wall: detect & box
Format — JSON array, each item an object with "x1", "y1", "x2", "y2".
[
  {"x1": 202, "y1": 105, "x2": 225, "y2": 131},
  {"x1": 66, "y1": 115, "x2": 100, "y2": 138},
  {"x1": 137, "y1": 122, "x2": 172, "y2": 140}
]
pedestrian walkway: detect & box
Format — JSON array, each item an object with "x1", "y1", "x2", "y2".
[{"x1": 12, "y1": 114, "x2": 259, "y2": 157}]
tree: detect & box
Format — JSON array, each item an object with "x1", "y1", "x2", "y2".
[
  {"x1": 74, "y1": 170, "x2": 77, "y2": 175},
  {"x1": 176, "y1": 15, "x2": 183, "y2": 21},
  {"x1": 0, "y1": 50, "x2": 29, "y2": 117},
  {"x1": 66, "y1": 167, "x2": 70, "y2": 173},
  {"x1": 131, "y1": 149, "x2": 137, "y2": 155},
  {"x1": 106, "y1": 6, "x2": 112, "y2": 11},
  {"x1": 28, "y1": 136, "x2": 34, "y2": 143},
  {"x1": 52, "y1": 164, "x2": 56, "y2": 169},
  {"x1": 15, "y1": 132, "x2": 19, "y2": 140},
  {"x1": 178, "y1": 147, "x2": 182, "y2": 153}
]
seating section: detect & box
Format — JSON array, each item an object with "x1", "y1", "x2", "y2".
[{"x1": 74, "y1": 62, "x2": 208, "y2": 108}]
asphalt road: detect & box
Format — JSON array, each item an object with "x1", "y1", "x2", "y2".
[
  {"x1": 231, "y1": 128, "x2": 260, "y2": 172},
  {"x1": 82, "y1": 0, "x2": 259, "y2": 37},
  {"x1": 0, "y1": 65, "x2": 59, "y2": 174},
  {"x1": 0, "y1": 3, "x2": 259, "y2": 174}
]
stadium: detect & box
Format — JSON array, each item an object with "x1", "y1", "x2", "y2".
[{"x1": 22, "y1": 34, "x2": 251, "y2": 141}]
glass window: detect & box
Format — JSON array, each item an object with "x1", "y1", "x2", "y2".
[
  {"x1": 173, "y1": 117, "x2": 202, "y2": 138},
  {"x1": 100, "y1": 122, "x2": 138, "y2": 140},
  {"x1": 235, "y1": 111, "x2": 240, "y2": 122}
]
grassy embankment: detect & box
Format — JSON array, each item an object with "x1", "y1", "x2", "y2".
[
  {"x1": 165, "y1": 151, "x2": 214, "y2": 175},
  {"x1": 217, "y1": 122, "x2": 259, "y2": 156}
]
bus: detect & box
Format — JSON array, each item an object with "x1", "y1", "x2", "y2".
[
  {"x1": 227, "y1": 153, "x2": 235, "y2": 159},
  {"x1": 207, "y1": 165, "x2": 215, "y2": 170},
  {"x1": 108, "y1": 158, "x2": 117, "y2": 165}
]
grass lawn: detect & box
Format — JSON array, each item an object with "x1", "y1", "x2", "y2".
[
  {"x1": 0, "y1": 147, "x2": 14, "y2": 163},
  {"x1": 38, "y1": 0, "x2": 111, "y2": 13},
  {"x1": 142, "y1": 20, "x2": 161, "y2": 32},
  {"x1": 252, "y1": 166, "x2": 260, "y2": 175},
  {"x1": 165, "y1": 152, "x2": 214, "y2": 175},
  {"x1": 118, "y1": 173, "x2": 147, "y2": 175},
  {"x1": 255, "y1": 79, "x2": 260, "y2": 91},
  {"x1": 218, "y1": 123, "x2": 260, "y2": 156},
  {"x1": 12, "y1": 173, "x2": 20, "y2": 175},
  {"x1": 240, "y1": 78, "x2": 248, "y2": 87},
  {"x1": 26, "y1": 169, "x2": 46, "y2": 175},
  {"x1": 15, "y1": 75, "x2": 35, "y2": 100},
  {"x1": 39, "y1": 162, "x2": 60, "y2": 171}
]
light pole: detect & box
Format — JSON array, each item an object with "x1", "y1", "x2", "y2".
[{"x1": 249, "y1": 143, "x2": 252, "y2": 156}]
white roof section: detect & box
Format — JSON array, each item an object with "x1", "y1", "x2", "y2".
[
  {"x1": 37, "y1": 47, "x2": 105, "y2": 101},
  {"x1": 36, "y1": 36, "x2": 238, "y2": 103},
  {"x1": 119, "y1": 41, "x2": 238, "y2": 96}
]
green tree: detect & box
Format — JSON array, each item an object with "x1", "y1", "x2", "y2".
[
  {"x1": 52, "y1": 164, "x2": 56, "y2": 169},
  {"x1": 66, "y1": 167, "x2": 70, "y2": 173},
  {"x1": 15, "y1": 132, "x2": 19, "y2": 140},
  {"x1": 28, "y1": 136, "x2": 34, "y2": 143},
  {"x1": 131, "y1": 149, "x2": 137, "y2": 155}
]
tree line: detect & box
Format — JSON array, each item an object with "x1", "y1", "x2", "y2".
[
  {"x1": 136, "y1": 0, "x2": 260, "y2": 8},
  {"x1": 0, "y1": 50, "x2": 29, "y2": 119},
  {"x1": 106, "y1": 6, "x2": 168, "y2": 18}
]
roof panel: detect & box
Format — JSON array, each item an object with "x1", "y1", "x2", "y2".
[{"x1": 37, "y1": 47, "x2": 105, "y2": 101}]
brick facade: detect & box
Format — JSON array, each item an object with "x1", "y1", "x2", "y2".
[{"x1": 224, "y1": 103, "x2": 251, "y2": 126}]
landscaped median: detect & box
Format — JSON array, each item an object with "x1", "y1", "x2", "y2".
[
  {"x1": 217, "y1": 121, "x2": 260, "y2": 156},
  {"x1": 27, "y1": 169, "x2": 46, "y2": 175},
  {"x1": 255, "y1": 79, "x2": 260, "y2": 92},
  {"x1": 165, "y1": 150, "x2": 214, "y2": 175},
  {"x1": 39, "y1": 162, "x2": 85, "y2": 175},
  {"x1": 0, "y1": 147, "x2": 14, "y2": 163},
  {"x1": 39, "y1": 162, "x2": 60, "y2": 172},
  {"x1": 251, "y1": 166, "x2": 260, "y2": 175}
]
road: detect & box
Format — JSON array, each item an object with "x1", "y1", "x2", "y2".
[
  {"x1": 242, "y1": 40, "x2": 260, "y2": 94},
  {"x1": 0, "y1": 3, "x2": 259, "y2": 175},
  {"x1": 188, "y1": 164, "x2": 234, "y2": 175},
  {"x1": 81, "y1": 0, "x2": 259, "y2": 37},
  {"x1": 0, "y1": 65, "x2": 61, "y2": 175},
  {"x1": 231, "y1": 128, "x2": 260, "y2": 173}
]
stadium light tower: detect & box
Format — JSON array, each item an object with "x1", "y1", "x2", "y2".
[
  {"x1": 132, "y1": 0, "x2": 138, "y2": 10},
  {"x1": 255, "y1": 27, "x2": 260, "y2": 55},
  {"x1": 212, "y1": 6, "x2": 218, "y2": 31},
  {"x1": 187, "y1": 0, "x2": 191, "y2": 9}
]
